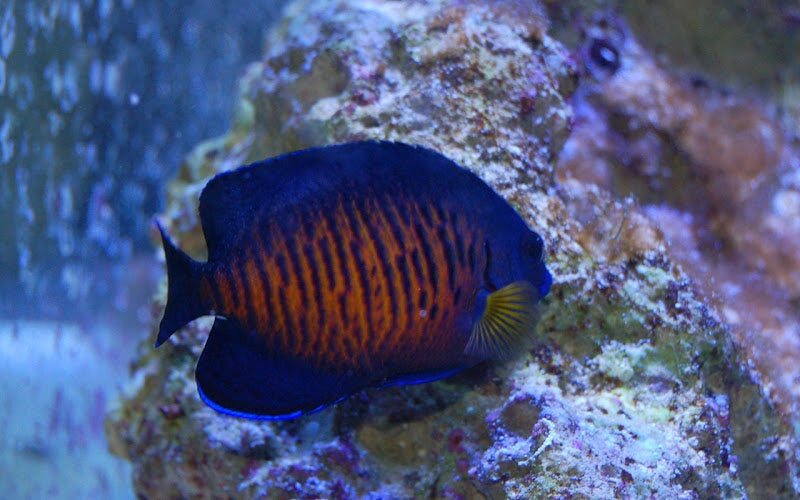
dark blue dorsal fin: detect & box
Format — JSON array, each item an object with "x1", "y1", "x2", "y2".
[
  {"x1": 197, "y1": 141, "x2": 492, "y2": 260},
  {"x1": 198, "y1": 150, "x2": 305, "y2": 260}
]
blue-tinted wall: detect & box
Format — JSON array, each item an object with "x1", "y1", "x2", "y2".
[{"x1": 0, "y1": 0, "x2": 287, "y2": 319}]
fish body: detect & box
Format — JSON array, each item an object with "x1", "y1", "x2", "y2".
[{"x1": 156, "y1": 141, "x2": 551, "y2": 419}]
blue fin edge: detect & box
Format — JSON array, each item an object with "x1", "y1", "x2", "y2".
[
  {"x1": 377, "y1": 366, "x2": 465, "y2": 389},
  {"x1": 196, "y1": 384, "x2": 346, "y2": 421},
  {"x1": 196, "y1": 370, "x2": 467, "y2": 420},
  {"x1": 197, "y1": 367, "x2": 467, "y2": 420}
]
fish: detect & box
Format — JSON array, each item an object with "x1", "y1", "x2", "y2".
[{"x1": 156, "y1": 141, "x2": 552, "y2": 420}]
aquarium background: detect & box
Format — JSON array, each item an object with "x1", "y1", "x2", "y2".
[{"x1": 0, "y1": 1, "x2": 287, "y2": 497}]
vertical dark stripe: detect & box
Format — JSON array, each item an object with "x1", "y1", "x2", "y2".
[
  {"x1": 267, "y1": 261, "x2": 288, "y2": 344},
  {"x1": 304, "y1": 242, "x2": 325, "y2": 333},
  {"x1": 297, "y1": 241, "x2": 317, "y2": 350},
  {"x1": 410, "y1": 248, "x2": 424, "y2": 284},
  {"x1": 274, "y1": 253, "x2": 289, "y2": 284},
  {"x1": 433, "y1": 202, "x2": 446, "y2": 227},
  {"x1": 292, "y1": 210, "x2": 318, "y2": 350},
  {"x1": 418, "y1": 289, "x2": 427, "y2": 309},
  {"x1": 437, "y1": 226, "x2": 457, "y2": 291},
  {"x1": 395, "y1": 253, "x2": 414, "y2": 323},
  {"x1": 406, "y1": 201, "x2": 439, "y2": 355},
  {"x1": 239, "y1": 255, "x2": 259, "y2": 332},
  {"x1": 278, "y1": 290, "x2": 292, "y2": 352},
  {"x1": 274, "y1": 227, "x2": 301, "y2": 354},
  {"x1": 208, "y1": 269, "x2": 226, "y2": 314},
  {"x1": 218, "y1": 266, "x2": 236, "y2": 313},
  {"x1": 326, "y1": 207, "x2": 351, "y2": 343},
  {"x1": 468, "y1": 238, "x2": 477, "y2": 273},
  {"x1": 284, "y1": 230, "x2": 304, "y2": 294},
  {"x1": 318, "y1": 233, "x2": 336, "y2": 290},
  {"x1": 325, "y1": 202, "x2": 355, "y2": 358},
  {"x1": 263, "y1": 224, "x2": 290, "y2": 351},
  {"x1": 454, "y1": 216, "x2": 467, "y2": 266},
  {"x1": 338, "y1": 199, "x2": 369, "y2": 354},
  {"x1": 349, "y1": 239, "x2": 371, "y2": 341},
  {"x1": 351, "y1": 196, "x2": 393, "y2": 340},
  {"x1": 453, "y1": 285, "x2": 462, "y2": 304},
  {"x1": 482, "y1": 240, "x2": 493, "y2": 289},
  {"x1": 311, "y1": 210, "x2": 340, "y2": 360},
  {"x1": 369, "y1": 198, "x2": 407, "y2": 338},
  {"x1": 383, "y1": 199, "x2": 407, "y2": 255},
  {"x1": 420, "y1": 202, "x2": 435, "y2": 228},
  {"x1": 298, "y1": 214, "x2": 323, "y2": 334},
  {"x1": 301, "y1": 213, "x2": 317, "y2": 242},
  {"x1": 253, "y1": 240, "x2": 275, "y2": 334},
  {"x1": 337, "y1": 291, "x2": 348, "y2": 329},
  {"x1": 368, "y1": 226, "x2": 397, "y2": 333},
  {"x1": 325, "y1": 208, "x2": 352, "y2": 293},
  {"x1": 286, "y1": 230, "x2": 311, "y2": 352},
  {"x1": 413, "y1": 222, "x2": 438, "y2": 294},
  {"x1": 225, "y1": 264, "x2": 241, "y2": 311},
  {"x1": 393, "y1": 194, "x2": 412, "y2": 227},
  {"x1": 382, "y1": 196, "x2": 416, "y2": 340}
]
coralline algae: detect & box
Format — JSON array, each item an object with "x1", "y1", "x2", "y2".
[{"x1": 106, "y1": 0, "x2": 799, "y2": 498}]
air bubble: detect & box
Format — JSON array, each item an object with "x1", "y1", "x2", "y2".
[
  {"x1": 1, "y1": 3, "x2": 14, "y2": 58},
  {"x1": 99, "y1": 0, "x2": 114, "y2": 20},
  {"x1": 89, "y1": 59, "x2": 103, "y2": 93},
  {"x1": 56, "y1": 224, "x2": 75, "y2": 257},
  {"x1": 38, "y1": 3, "x2": 60, "y2": 33},
  {"x1": 44, "y1": 60, "x2": 62, "y2": 99},
  {"x1": 60, "y1": 61, "x2": 79, "y2": 111},
  {"x1": 15, "y1": 166, "x2": 33, "y2": 223},
  {"x1": 47, "y1": 111, "x2": 64, "y2": 136},
  {"x1": 103, "y1": 60, "x2": 120, "y2": 98},
  {"x1": 68, "y1": 1, "x2": 81, "y2": 35},
  {"x1": 0, "y1": 113, "x2": 13, "y2": 163},
  {"x1": 14, "y1": 75, "x2": 34, "y2": 109}
]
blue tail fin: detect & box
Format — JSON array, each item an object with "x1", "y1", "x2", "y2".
[{"x1": 155, "y1": 221, "x2": 208, "y2": 347}]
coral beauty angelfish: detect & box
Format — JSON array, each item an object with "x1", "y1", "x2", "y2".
[{"x1": 155, "y1": 141, "x2": 552, "y2": 419}]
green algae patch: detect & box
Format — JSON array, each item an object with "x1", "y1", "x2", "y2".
[{"x1": 594, "y1": 341, "x2": 654, "y2": 383}]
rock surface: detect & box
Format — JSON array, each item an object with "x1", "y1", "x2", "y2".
[
  {"x1": 106, "y1": 0, "x2": 799, "y2": 497},
  {"x1": 561, "y1": 11, "x2": 800, "y2": 434}
]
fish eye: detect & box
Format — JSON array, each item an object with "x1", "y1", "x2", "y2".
[
  {"x1": 521, "y1": 232, "x2": 544, "y2": 262},
  {"x1": 588, "y1": 38, "x2": 620, "y2": 74}
]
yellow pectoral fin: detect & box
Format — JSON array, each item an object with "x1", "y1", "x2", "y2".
[{"x1": 465, "y1": 281, "x2": 540, "y2": 360}]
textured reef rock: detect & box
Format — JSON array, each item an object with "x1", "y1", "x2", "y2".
[
  {"x1": 106, "y1": 0, "x2": 799, "y2": 497},
  {"x1": 562, "y1": 11, "x2": 800, "y2": 435},
  {"x1": 615, "y1": 0, "x2": 800, "y2": 91},
  {"x1": 548, "y1": 0, "x2": 800, "y2": 93}
]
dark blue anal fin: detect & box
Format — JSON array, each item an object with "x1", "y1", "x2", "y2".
[{"x1": 195, "y1": 318, "x2": 355, "y2": 420}]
